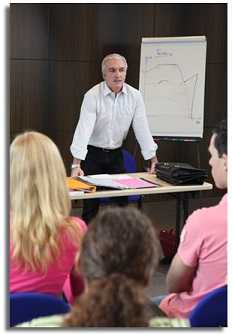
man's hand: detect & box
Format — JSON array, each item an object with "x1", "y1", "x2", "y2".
[
  {"x1": 147, "y1": 156, "x2": 158, "y2": 174},
  {"x1": 71, "y1": 166, "x2": 84, "y2": 177}
]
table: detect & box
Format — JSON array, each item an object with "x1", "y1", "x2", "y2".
[{"x1": 70, "y1": 172, "x2": 213, "y2": 245}]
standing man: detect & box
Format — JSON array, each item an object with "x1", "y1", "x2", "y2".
[
  {"x1": 158, "y1": 120, "x2": 227, "y2": 319},
  {"x1": 70, "y1": 53, "x2": 158, "y2": 223}
]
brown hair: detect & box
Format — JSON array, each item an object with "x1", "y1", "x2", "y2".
[
  {"x1": 212, "y1": 119, "x2": 227, "y2": 157},
  {"x1": 64, "y1": 207, "x2": 161, "y2": 327}
]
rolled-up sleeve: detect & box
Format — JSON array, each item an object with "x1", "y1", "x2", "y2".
[
  {"x1": 132, "y1": 92, "x2": 158, "y2": 160},
  {"x1": 70, "y1": 93, "x2": 97, "y2": 160}
]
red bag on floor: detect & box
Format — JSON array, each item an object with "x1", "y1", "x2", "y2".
[{"x1": 159, "y1": 229, "x2": 177, "y2": 258}]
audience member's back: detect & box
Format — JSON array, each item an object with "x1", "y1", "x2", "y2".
[
  {"x1": 159, "y1": 120, "x2": 227, "y2": 319},
  {"x1": 10, "y1": 131, "x2": 87, "y2": 300},
  {"x1": 63, "y1": 207, "x2": 162, "y2": 327}
]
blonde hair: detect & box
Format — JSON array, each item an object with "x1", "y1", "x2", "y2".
[
  {"x1": 10, "y1": 131, "x2": 81, "y2": 272},
  {"x1": 101, "y1": 53, "x2": 128, "y2": 77}
]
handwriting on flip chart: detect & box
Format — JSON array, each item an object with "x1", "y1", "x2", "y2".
[{"x1": 139, "y1": 36, "x2": 207, "y2": 138}]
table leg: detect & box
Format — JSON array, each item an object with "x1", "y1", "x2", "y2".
[{"x1": 175, "y1": 193, "x2": 190, "y2": 248}]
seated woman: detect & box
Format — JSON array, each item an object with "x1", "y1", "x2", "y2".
[
  {"x1": 17, "y1": 207, "x2": 188, "y2": 327},
  {"x1": 10, "y1": 131, "x2": 87, "y2": 303}
]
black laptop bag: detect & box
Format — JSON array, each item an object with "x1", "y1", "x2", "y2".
[{"x1": 156, "y1": 162, "x2": 207, "y2": 185}]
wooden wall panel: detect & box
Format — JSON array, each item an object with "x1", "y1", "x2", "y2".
[
  {"x1": 44, "y1": 129, "x2": 75, "y2": 173},
  {"x1": 204, "y1": 63, "x2": 227, "y2": 127},
  {"x1": 179, "y1": 4, "x2": 227, "y2": 63},
  {"x1": 96, "y1": 4, "x2": 155, "y2": 62},
  {"x1": 10, "y1": 60, "x2": 49, "y2": 135},
  {"x1": 49, "y1": 5, "x2": 98, "y2": 61},
  {"x1": 154, "y1": 3, "x2": 227, "y2": 63},
  {"x1": 11, "y1": 4, "x2": 49, "y2": 59},
  {"x1": 49, "y1": 61, "x2": 100, "y2": 134},
  {"x1": 154, "y1": 3, "x2": 190, "y2": 37}
]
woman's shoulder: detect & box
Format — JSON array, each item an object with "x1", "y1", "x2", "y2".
[
  {"x1": 59, "y1": 216, "x2": 87, "y2": 249},
  {"x1": 69, "y1": 216, "x2": 87, "y2": 233}
]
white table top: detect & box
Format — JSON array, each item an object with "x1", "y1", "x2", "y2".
[{"x1": 69, "y1": 172, "x2": 213, "y2": 200}]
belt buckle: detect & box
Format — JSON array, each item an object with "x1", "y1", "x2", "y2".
[{"x1": 102, "y1": 148, "x2": 110, "y2": 153}]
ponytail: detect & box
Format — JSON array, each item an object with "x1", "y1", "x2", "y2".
[{"x1": 64, "y1": 273, "x2": 153, "y2": 327}]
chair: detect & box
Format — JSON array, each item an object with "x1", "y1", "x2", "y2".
[
  {"x1": 100, "y1": 149, "x2": 142, "y2": 208},
  {"x1": 189, "y1": 285, "x2": 227, "y2": 327},
  {"x1": 10, "y1": 292, "x2": 70, "y2": 327}
]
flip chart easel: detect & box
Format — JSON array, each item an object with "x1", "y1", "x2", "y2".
[{"x1": 139, "y1": 36, "x2": 207, "y2": 139}]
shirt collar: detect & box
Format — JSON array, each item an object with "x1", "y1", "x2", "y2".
[{"x1": 103, "y1": 81, "x2": 127, "y2": 96}]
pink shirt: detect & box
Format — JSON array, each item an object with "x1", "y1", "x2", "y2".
[
  {"x1": 10, "y1": 217, "x2": 87, "y2": 297},
  {"x1": 160, "y1": 194, "x2": 227, "y2": 319}
]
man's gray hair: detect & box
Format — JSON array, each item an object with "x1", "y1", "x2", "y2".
[{"x1": 101, "y1": 53, "x2": 128, "y2": 76}]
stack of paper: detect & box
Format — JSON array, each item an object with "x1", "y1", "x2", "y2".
[
  {"x1": 79, "y1": 176, "x2": 128, "y2": 190},
  {"x1": 79, "y1": 174, "x2": 159, "y2": 190}
]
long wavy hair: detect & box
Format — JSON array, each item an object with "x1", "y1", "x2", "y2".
[
  {"x1": 64, "y1": 207, "x2": 161, "y2": 327},
  {"x1": 10, "y1": 131, "x2": 81, "y2": 272}
]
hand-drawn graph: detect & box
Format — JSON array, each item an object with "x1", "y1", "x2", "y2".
[
  {"x1": 143, "y1": 63, "x2": 198, "y2": 119},
  {"x1": 139, "y1": 36, "x2": 207, "y2": 138}
]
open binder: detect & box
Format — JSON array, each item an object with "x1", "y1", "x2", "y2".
[
  {"x1": 79, "y1": 176, "x2": 128, "y2": 190},
  {"x1": 79, "y1": 175, "x2": 159, "y2": 190},
  {"x1": 156, "y1": 162, "x2": 207, "y2": 185}
]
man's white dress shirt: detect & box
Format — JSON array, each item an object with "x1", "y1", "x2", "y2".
[{"x1": 70, "y1": 81, "x2": 157, "y2": 160}]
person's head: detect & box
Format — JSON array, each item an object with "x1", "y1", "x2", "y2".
[
  {"x1": 64, "y1": 207, "x2": 161, "y2": 326},
  {"x1": 80, "y1": 206, "x2": 160, "y2": 286},
  {"x1": 208, "y1": 120, "x2": 227, "y2": 189},
  {"x1": 10, "y1": 131, "x2": 75, "y2": 271},
  {"x1": 101, "y1": 53, "x2": 127, "y2": 93}
]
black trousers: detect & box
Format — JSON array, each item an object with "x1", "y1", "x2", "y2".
[{"x1": 81, "y1": 145, "x2": 128, "y2": 224}]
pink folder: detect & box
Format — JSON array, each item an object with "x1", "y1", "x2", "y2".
[{"x1": 115, "y1": 178, "x2": 158, "y2": 189}]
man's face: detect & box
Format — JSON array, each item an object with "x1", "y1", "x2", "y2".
[
  {"x1": 208, "y1": 134, "x2": 227, "y2": 189},
  {"x1": 103, "y1": 58, "x2": 127, "y2": 93}
]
